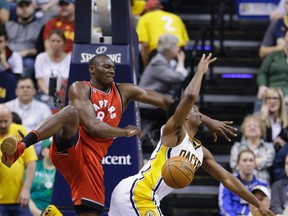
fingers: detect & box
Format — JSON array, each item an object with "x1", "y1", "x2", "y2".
[
  {"x1": 137, "y1": 131, "x2": 142, "y2": 139},
  {"x1": 212, "y1": 133, "x2": 217, "y2": 142},
  {"x1": 220, "y1": 130, "x2": 231, "y2": 142},
  {"x1": 19, "y1": 198, "x2": 29, "y2": 207}
]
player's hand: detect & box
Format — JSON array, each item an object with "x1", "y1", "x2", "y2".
[
  {"x1": 206, "y1": 120, "x2": 237, "y2": 142},
  {"x1": 258, "y1": 205, "x2": 275, "y2": 216},
  {"x1": 124, "y1": 125, "x2": 142, "y2": 139},
  {"x1": 196, "y1": 53, "x2": 217, "y2": 75}
]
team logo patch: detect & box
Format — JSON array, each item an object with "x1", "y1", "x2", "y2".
[{"x1": 144, "y1": 210, "x2": 156, "y2": 216}]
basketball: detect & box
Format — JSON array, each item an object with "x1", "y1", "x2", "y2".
[{"x1": 162, "y1": 156, "x2": 194, "y2": 189}]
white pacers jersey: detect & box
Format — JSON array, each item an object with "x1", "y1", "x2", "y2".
[{"x1": 109, "y1": 131, "x2": 204, "y2": 216}]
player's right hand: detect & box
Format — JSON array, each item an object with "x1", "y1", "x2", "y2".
[{"x1": 124, "y1": 125, "x2": 142, "y2": 139}]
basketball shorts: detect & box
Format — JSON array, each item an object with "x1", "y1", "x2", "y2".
[
  {"x1": 109, "y1": 176, "x2": 163, "y2": 216},
  {"x1": 49, "y1": 133, "x2": 105, "y2": 213}
]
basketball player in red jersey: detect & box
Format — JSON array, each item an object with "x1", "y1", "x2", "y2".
[{"x1": 1, "y1": 54, "x2": 237, "y2": 216}]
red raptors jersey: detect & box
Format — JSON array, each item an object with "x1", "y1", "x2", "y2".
[
  {"x1": 80, "y1": 81, "x2": 123, "y2": 161},
  {"x1": 50, "y1": 81, "x2": 123, "y2": 208}
]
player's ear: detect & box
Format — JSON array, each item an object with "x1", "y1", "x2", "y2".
[{"x1": 89, "y1": 65, "x2": 94, "y2": 71}]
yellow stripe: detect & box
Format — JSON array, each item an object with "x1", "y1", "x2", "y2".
[{"x1": 133, "y1": 145, "x2": 168, "y2": 213}]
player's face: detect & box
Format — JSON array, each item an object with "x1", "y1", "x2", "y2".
[
  {"x1": 188, "y1": 106, "x2": 202, "y2": 127},
  {"x1": 91, "y1": 57, "x2": 116, "y2": 86}
]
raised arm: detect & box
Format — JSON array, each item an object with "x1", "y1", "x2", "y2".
[
  {"x1": 201, "y1": 147, "x2": 275, "y2": 216},
  {"x1": 162, "y1": 53, "x2": 216, "y2": 144},
  {"x1": 68, "y1": 81, "x2": 140, "y2": 138}
]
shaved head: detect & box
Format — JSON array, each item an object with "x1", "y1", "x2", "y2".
[{"x1": 0, "y1": 104, "x2": 12, "y2": 136}]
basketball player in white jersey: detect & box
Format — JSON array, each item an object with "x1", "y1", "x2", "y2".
[{"x1": 108, "y1": 53, "x2": 275, "y2": 216}]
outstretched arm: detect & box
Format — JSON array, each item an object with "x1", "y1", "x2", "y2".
[
  {"x1": 201, "y1": 147, "x2": 275, "y2": 216},
  {"x1": 118, "y1": 83, "x2": 174, "y2": 111},
  {"x1": 69, "y1": 82, "x2": 140, "y2": 138},
  {"x1": 201, "y1": 114, "x2": 237, "y2": 142}
]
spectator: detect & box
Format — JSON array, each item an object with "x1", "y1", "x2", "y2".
[
  {"x1": 258, "y1": 88, "x2": 288, "y2": 182},
  {"x1": 274, "y1": 0, "x2": 288, "y2": 45},
  {"x1": 271, "y1": 154, "x2": 288, "y2": 215},
  {"x1": 0, "y1": 104, "x2": 37, "y2": 215},
  {"x1": 259, "y1": 88, "x2": 288, "y2": 147},
  {"x1": 139, "y1": 33, "x2": 188, "y2": 131},
  {"x1": 0, "y1": 26, "x2": 23, "y2": 78},
  {"x1": 259, "y1": 21, "x2": 283, "y2": 59},
  {"x1": 0, "y1": 69, "x2": 17, "y2": 103},
  {"x1": 0, "y1": 0, "x2": 9, "y2": 24},
  {"x1": 5, "y1": 76, "x2": 52, "y2": 155},
  {"x1": 136, "y1": 0, "x2": 189, "y2": 68},
  {"x1": 248, "y1": 185, "x2": 272, "y2": 216},
  {"x1": 34, "y1": 0, "x2": 58, "y2": 23},
  {"x1": 219, "y1": 149, "x2": 269, "y2": 216},
  {"x1": 35, "y1": 29, "x2": 71, "y2": 99},
  {"x1": 259, "y1": 0, "x2": 288, "y2": 58},
  {"x1": 28, "y1": 138, "x2": 56, "y2": 216},
  {"x1": 43, "y1": 0, "x2": 74, "y2": 53},
  {"x1": 131, "y1": 0, "x2": 145, "y2": 17},
  {"x1": 257, "y1": 30, "x2": 288, "y2": 102},
  {"x1": 230, "y1": 115, "x2": 275, "y2": 183},
  {"x1": 5, "y1": 0, "x2": 43, "y2": 77},
  {"x1": 270, "y1": 0, "x2": 286, "y2": 22}
]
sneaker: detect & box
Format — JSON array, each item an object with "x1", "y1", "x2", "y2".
[
  {"x1": 41, "y1": 205, "x2": 63, "y2": 216},
  {"x1": 1, "y1": 135, "x2": 25, "y2": 167}
]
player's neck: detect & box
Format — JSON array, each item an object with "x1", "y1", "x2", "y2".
[{"x1": 90, "y1": 81, "x2": 110, "y2": 93}]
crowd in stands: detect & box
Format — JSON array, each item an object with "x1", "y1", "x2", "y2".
[
  {"x1": 0, "y1": 0, "x2": 288, "y2": 215},
  {"x1": 0, "y1": 0, "x2": 72, "y2": 214}
]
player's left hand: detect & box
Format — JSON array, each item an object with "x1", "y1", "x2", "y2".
[{"x1": 206, "y1": 119, "x2": 237, "y2": 142}]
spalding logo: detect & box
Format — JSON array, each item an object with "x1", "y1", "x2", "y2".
[
  {"x1": 95, "y1": 46, "x2": 107, "y2": 54},
  {"x1": 145, "y1": 210, "x2": 155, "y2": 216}
]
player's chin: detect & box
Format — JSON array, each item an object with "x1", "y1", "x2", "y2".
[
  {"x1": 106, "y1": 79, "x2": 114, "y2": 86},
  {"x1": 198, "y1": 122, "x2": 204, "y2": 130}
]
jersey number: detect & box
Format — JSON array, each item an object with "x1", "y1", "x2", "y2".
[{"x1": 161, "y1": 16, "x2": 176, "y2": 32}]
